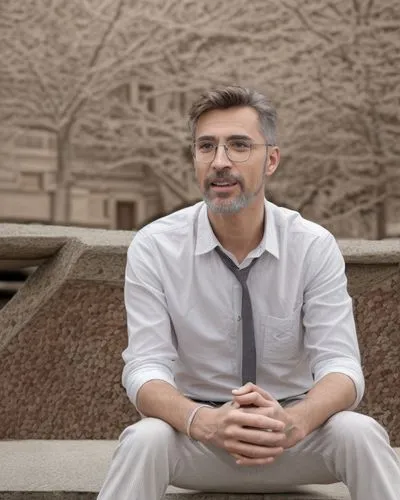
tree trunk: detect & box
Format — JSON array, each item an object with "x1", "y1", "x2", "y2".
[{"x1": 52, "y1": 134, "x2": 71, "y2": 224}]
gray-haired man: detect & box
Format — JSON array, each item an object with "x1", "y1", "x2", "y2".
[{"x1": 98, "y1": 86, "x2": 400, "y2": 499}]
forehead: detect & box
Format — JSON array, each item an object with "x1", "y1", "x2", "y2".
[{"x1": 195, "y1": 106, "x2": 263, "y2": 140}]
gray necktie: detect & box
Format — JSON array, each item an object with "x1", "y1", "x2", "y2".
[{"x1": 215, "y1": 247, "x2": 258, "y2": 385}]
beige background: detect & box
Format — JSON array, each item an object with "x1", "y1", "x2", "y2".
[{"x1": 1, "y1": 0, "x2": 399, "y2": 238}]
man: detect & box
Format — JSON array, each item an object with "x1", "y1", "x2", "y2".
[{"x1": 98, "y1": 86, "x2": 400, "y2": 499}]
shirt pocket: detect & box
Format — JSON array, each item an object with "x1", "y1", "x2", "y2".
[{"x1": 260, "y1": 305, "x2": 302, "y2": 361}]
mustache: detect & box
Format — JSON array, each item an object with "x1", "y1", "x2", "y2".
[{"x1": 205, "y1": 172, "x2": 243, "y2": 188}]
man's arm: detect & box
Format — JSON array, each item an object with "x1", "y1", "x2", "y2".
[
  {"x1": 136, "y1": 380, "x2": 200, "y2": 434},
  {"x1": 302, "y1": 232, "x2": 365, "y2": 409},
  {"x1": 121, "y1": 232, "x2": 178, "y2": 407},
  {"x1": 283, "y1": 372, "x2": 356, "y2": 438}
]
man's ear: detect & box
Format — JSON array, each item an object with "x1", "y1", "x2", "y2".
[{"x1": 266, "y1": 146, "x2": 280, "y2": 177}]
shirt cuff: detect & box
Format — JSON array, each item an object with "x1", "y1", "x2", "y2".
[
  {"x1": 313, "y1": 362, "x2": 365, "y2": 410},
  {"x1": 123, "y1": 367, "x2": 177, "y2": 408}
]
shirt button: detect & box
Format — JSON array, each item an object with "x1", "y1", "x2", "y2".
[{"x1": 237, "y1": 315, "x2": 242, "y2": 321}]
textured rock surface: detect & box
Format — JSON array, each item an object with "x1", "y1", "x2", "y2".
[
  {"x1": 0, "y1": 225, "x2": 399, "y2": 444},
  {"x1": 0, "y1": 494, "x2": 349, "y2": 500}
]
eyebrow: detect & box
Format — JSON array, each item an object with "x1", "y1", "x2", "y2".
[{"x1": 196, "y1": 134, "x2": 252, "y2": 142}]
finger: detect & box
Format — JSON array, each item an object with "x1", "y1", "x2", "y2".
[
  {"x1": 234, "y1": 428, "x2": 287, "y2": 447},
  {"x1": 231, "y1": 383, "x2": 256, "y2": 396},
  {"x1": 240, "y1": 406, "x2": 276, "y2": 417},
  {"x1": 232, "y1": 412, "x2": 286, "y2": 432},
  {"x1": 225, "y1": 440, "x2": 284, "y2": 460},
  {"x1": 235, "y1": 455, "x2": 277, "y2": 466},
  {"x1": 231, "y1": 451, "x2": 275, "y2": 464},
  {"x1": 233, "y1": 391, "x2": 275, "y2": 408},
  {"x1": 246, "y1": 385, "x2": 276, "y2": 402}
]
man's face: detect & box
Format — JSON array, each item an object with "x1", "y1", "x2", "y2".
[{"x1": 193, "y1": 106, "x2": 279, "y2": 214}]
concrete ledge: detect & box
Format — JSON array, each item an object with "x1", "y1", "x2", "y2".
[
  {"x1": 0, "y1": 493, "x2": 349, "y2": 500},
  {"x1": 1, "y1": 224, "x2": 399, "y2": 266},
  {"x1": 0, "y1": 492, "x2": 350, "y2": 500},
  {"x1": 4, "y1": 441, "x2": 400, "y2": 499},
  {"x1": 1, "y1": 227, "x2": 399, "y2": 446},
  {"x1": 0, "y1": 440, "x2": 350, "y2": 498}
]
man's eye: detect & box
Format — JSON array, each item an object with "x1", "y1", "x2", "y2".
[
  {"x1": 229, "y1": 141, "x2": 251, "y2": 151},
  {"x1": 198, "y1": 142, "x2": 215, "y2": 152}
]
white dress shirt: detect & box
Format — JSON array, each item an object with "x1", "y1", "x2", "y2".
[{"x1": 122, "y1": 199, "x2": 364, "y2": 409}]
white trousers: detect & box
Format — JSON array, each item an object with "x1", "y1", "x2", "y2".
[{"x1": 97, "y1": 411, "x2": 400, "y2": 500}]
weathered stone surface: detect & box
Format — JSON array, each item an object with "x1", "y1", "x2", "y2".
[
  {"x1": 0, "y1": 281, "x2": 136, "y2": 439},
  {"x1": 0, "y1": 494, "x2": 349, "y2": 500},
  {"x1": 353, "y1": 272, "x2": 400, "y2": 435},
  {"x1": 0, "y1": 495, "x2": 97, "y2": 500},
  {"x1": 0, "y1": 224, "x2": 399, "y2": 444}
]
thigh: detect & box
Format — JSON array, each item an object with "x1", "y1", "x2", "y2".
[{"x1": 172, "y1": 432, "x2": 338, "y2": 493}]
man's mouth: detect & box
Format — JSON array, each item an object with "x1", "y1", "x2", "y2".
[
  {"x1": 209, "y1": 179, "x2": 238, "y2": 188},
  {"x1": 211, "y1": 181, "x2": 237, "y2": 187}
]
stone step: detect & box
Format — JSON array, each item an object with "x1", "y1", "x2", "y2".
[
  {"x1": 1, "y1": 440, "x2": 398, "y2": 499},
  {"x1": 0, "y1": 491, "x2": 350, "y2": 500},
  {"x1": 0, "y1": 490, "x2": 350, "y2": 500}
]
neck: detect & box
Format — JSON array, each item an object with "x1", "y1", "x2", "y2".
[{"x1": 208, "y1": 198, "x2": 265, "y2": 263}]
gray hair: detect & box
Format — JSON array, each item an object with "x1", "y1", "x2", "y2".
[{"x1": 188, "y1": 85, "x2": 277, "y2": 144}]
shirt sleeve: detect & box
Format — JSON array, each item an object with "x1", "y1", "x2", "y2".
[
  {"x1": 121, "y1": 230, "x2": 178, "y2": 408},
  {"x1": 303, "y1": 232, "x2": 365, "y2": 410}
]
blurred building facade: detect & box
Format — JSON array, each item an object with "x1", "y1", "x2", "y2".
[{"x1": 0, "y1": 80, "x2": 198, "y2": 230}]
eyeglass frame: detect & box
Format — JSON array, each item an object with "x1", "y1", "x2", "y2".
[{"x1": 192, "y1": 137, "x2": 274, "y2": 163}]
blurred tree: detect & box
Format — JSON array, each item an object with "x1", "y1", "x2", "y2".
[
  {"x1": 1, "y1": 0, "x2": 180, "y2": 222},
  {"x1": 269, "y1": 0, "x2": 400, "y2": 238},
  {"x1": 1, "y1": 0, "x2": 398, "y2": 236}
]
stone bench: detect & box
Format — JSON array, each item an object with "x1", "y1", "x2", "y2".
[
  {"x1": 3, "y1": 439, "x2": 387, "y2": 499},
  {"x1": 0, "y1": 226, "x2": 399, "y2": 446},
  {"x1": 0, "y1": 226, "x2": 399, "y2": 499}
]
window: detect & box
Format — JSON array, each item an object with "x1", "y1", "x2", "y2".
[{"x1": 116, "y1": 201, "x2": 137, "y2": 230}]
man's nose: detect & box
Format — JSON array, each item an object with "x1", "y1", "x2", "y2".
[{"x1": 211, "y1": 145, "x2": 232, "y2": 169}]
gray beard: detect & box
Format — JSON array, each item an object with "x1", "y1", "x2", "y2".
[
  {"x1": 204, "y1": 192, "x2": 254, "y2": 214},
  {"x1": 204, "y1": 170, "x2": 266, "y2": 214}
]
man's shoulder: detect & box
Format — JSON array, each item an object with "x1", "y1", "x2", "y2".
[
  {"x1": 270, "y1": 202, "x2": 332, "y2": 242},
  {"x1": 137, "y1": 201, "x2": 203, "y2": 242}
]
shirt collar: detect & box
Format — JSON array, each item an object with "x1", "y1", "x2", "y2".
[{"x1": 194, "y1": 199, "x2": 280, "y2": 260}]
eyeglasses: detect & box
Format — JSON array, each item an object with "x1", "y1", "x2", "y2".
[{"x1": 192, "y1": 139, "x2": 271, "y2": 163}]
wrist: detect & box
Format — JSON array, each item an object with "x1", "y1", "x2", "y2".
[
  {"x1": 284, "y1": 404, "x2": 310, "y2": 439},
  {"x1": 188, "y1": 406, "x2": 215, "y2": 442}
]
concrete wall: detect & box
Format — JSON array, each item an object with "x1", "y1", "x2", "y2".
[{"x1": 0, "y1": 225, "x2": 399, "y2": 444}]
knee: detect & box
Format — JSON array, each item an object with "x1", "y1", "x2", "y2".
[
  {"x1": 326, "y1": 411, "x2": 389, "y2": 445},
  {"x1": 119, "y1": 417, "x2": 177, "y2": 450}
]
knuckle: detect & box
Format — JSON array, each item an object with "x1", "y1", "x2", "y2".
[
  {"x1": 223, "y1": 439, "x2": 235, "y2": 452},
  {"x1": 224, "y1": 426, "x2": 235, "y2": 438}
]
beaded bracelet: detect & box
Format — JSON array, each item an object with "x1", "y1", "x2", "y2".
[{"x1": 186, "y1": 404, "x2": 212, "y2": 440}]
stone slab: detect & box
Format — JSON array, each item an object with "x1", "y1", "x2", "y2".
[
  {"x1": 0, "y1": 493, "x2": 349, "y2": 500},
  {"x1": 1, "y1": 227, "x2": 399, "y2": 445},
  {"x1": 1, "y1": 224, "x2": 399, "y2": 265},
  {"x1": 0, "y1": 440, "x2": 350, "y2": 498},
  {"x1": 0, "y1": 492, "x2": 350, "y2": 500},
  {"x1": 2, "y1": 440, "x2": 399, "y2": 499}
]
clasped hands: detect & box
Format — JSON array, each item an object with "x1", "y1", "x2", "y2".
[{"x1": 195, "y1": 383, "x2": 306, "y2": 466}]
